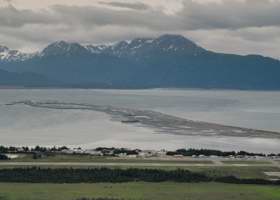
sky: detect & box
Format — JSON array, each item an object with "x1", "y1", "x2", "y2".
[{"x1": 0, "y1": 0, "x2": 280, "y2": 59}]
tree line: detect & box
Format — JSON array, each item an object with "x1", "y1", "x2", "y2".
[
  {"x1": 0, "y1": 154, "x2": 8, "y2": 160},
  {"x1": 0, "y1": 145, "x2": 69, "y2": 153},
  {"x1": 166, "y1": 148, "x2": 275, "y2": 157},
  {"x1": 0, "y1": 167, "x2": 279, "y2": 185}
]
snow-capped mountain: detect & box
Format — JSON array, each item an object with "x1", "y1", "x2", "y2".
[
  {"x1": 40, "y1": 41, "x2": 89, "y2": 57},
  {"x1": 0, "y1": 45, "x2": 34, "y2": 62},
  {"x1": 0, "y1": 34, "x2": 280, "y2": 89},
  {"x1": 84, "y1": 34, "x2": 206, "y2": 57},
  {"x1": 85, "y1": 44, "x2": 110, "y2": 54},
  {"x1": 0, "y1": 34, "x2": 206, "y2": 61}
]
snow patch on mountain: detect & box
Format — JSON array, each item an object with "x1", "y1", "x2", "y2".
[
  {"x1": 0, "y1": 35, "x2": 207, "y2": 62},
  {"x1": 0, "y1": 45, "x2": 35, "y2": 62},
  {"x1": 84, "y1": 35, "x2": 206, "y2": 57}
]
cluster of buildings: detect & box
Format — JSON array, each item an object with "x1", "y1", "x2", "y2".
[
  {"x1": 61, "y1": 147, "x2": 167, "y2": 158},
  {"x1": 1, "y1": 145, "x2": 280, "y2": 160}
]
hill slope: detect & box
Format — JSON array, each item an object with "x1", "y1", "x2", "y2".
[{"x1": 0, "y1": 69, "x2": 55, "y2": 87}]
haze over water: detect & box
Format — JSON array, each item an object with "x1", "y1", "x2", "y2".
[{"x1": 1, "y1": 89, "x2": 280, "y2": 153}]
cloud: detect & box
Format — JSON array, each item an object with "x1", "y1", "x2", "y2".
[
  {"x1": 180, "y1": 0, "x2": 280, "y2": 30},
  {"x1": 49, "y1": 4, "x2": 183, "y2": 31},
  {"x1": 2, "y1": 1, "x2": 280, "y2": 31},
  {"x1": 0, "y1": 5, "x2": 56, "y2": 27},
  {"x1": 0, "y1": 0, "x2": 280, "y2": 58},
  {"x1": 98, "y1": 1, "x2": 149, "y2": 10},
  {"x1": 2, "y1": 0, "x2": 13, "y2": 4}
]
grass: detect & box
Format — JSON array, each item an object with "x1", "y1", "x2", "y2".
[
  {"x1": 0, "y1": 182, "x2": 280, "y2": 200},
  {"x1": 183, "y1": 166, "x2": 280, "y2": 179}
]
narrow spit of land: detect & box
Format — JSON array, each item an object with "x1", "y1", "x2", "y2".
[{"x1": 7, "y1": 100, "x2": 280, "y2": 138}]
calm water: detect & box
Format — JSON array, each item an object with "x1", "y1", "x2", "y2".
[{"x1": 0, "y1": 89, "x2": 280, "y2": 153}]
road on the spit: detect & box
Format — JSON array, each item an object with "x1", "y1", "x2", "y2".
[{"x1": 0, "y1": 161, "x2": 279, "y2": 168}]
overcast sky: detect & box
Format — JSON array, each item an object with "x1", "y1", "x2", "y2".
[{"x1": 0, "y1": 0, "x2": 279, "y2": 59}]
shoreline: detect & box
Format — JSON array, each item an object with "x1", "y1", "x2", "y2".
[{"x1": 10, "y1": 100, "x2": 280, "y2": 139}]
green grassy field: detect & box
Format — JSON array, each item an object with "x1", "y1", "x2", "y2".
[
  {"x1": 0, "y1": 155, "x2": 279, "y2": 200},
  {"x1": 0, "y1": 182, "x2": 279, "y2": 200},
  {"x1": 183, "y1": 166, "x2": 280, "y2": 179}
]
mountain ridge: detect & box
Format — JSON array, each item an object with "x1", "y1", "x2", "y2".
[
  {"x1": 1, "y1": 34, "x2": 278, "y2": 62},
  {"x1": 0, "y1": 34, "x2": 280, "y2": 90}
]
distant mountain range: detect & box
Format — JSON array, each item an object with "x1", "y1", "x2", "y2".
[{"x1": 0, "y1": 34, "x2": 280, "y2": 89}]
